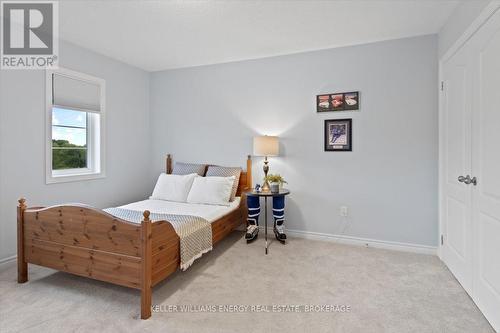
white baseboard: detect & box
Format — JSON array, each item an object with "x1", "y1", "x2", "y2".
[
  {"x1": 257, "y1": 227, "x2": 437, "y2": 255},
  {"x1": 0, "y1": 255, "x2": 17, "y2": 268}
]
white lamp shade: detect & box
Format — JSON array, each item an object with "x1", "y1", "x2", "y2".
[{"x1": 253, "y1": 136, "x2": 279, "y2": 157}]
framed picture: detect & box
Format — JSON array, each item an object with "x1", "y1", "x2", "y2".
[
  {"x1": 330, "y1": 93, "x2": 344, "y2": 111},
  {"x1": 324, "y1": 119, "x2": 352, "y2": 151},
  {"x1": 343, "y1": 91, "x2": 359, "y2": 110},
  {"x1": 316, "y1": 94, "x2": 330, "y2": 111},
  {"x1": 316, "y1": 91, "x2": 359, "y2": 112}
]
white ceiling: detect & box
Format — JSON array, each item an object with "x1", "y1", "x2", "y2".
[{"x1": 58, "y1": 0, "x2": 460, "y2": 72}]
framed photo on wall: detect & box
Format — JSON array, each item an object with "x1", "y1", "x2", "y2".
[
  {"x1": 324, "y1": 119, "x2": 352, "y2": 151},
  {"x1": 343, "y1": 91, "x2": 359, "y2": 110},
  {"x1": 316, "y1": 91, "x2": 359, "y2": 112},
  {"x1": 317, "y1": 94, "x2": 330, "y2": 111},
  {"x1": 330, "y1": 93, "x2": 344, "y2": 111}
]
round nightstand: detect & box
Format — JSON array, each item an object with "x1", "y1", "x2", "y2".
[{"x1": 245, "y1": 189, "x2": 290, "y2": 254}]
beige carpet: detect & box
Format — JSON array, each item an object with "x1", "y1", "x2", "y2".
[{"x1": 0, "y1": 232, "x2": 494, "y2": 333}]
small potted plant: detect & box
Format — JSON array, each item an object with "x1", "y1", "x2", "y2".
[{"x1": 264, "y1": 174, "x2": 287, "y2": 193}]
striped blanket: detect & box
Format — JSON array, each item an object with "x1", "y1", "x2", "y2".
[{"x1": 104, "y1": 208, "x2": 212, "y2": 271}]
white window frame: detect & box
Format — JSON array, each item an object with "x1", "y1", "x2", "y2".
[{"x1": 45, "y1": 67, "x2": 106, "y2": 184}]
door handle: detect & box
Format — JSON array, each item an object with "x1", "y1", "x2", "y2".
[{"x1": 458, "y1": 175, "x2": 477, "y2": 186}]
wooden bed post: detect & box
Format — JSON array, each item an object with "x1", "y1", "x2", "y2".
[
  {"x1": 140, "y1": 210, "x2": 152, "y2": 319},
  {"x1": 166, "y1": 154, "x2": 173, "y2": 174},
  {"x1": 17, "y1": 198, "x2": 28, "y2": 283},
  {"x1": 246, "y1": 155, "x2": 252, "y2": 189}
]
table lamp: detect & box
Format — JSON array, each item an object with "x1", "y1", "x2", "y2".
[{"x1": 253, "y1": 135, "x2": 279, "y2": 192}]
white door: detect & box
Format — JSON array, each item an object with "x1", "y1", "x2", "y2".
[
  {"x1": 470, "y1": 8, "x2": 500, "y2": 331},
  {"x1": 441, "y1": 42, "x2": 473, "y2": 293}
]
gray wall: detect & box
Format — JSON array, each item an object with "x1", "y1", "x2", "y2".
[
  {"x1": 438, "y1": 0, "x2": 491, "y2": 58},
  {"x1": 0, "y1": 41, "x2": 151, "y2": 261},
  {"x1": 0, "y1": 34, "x2": 439, "y2": 262},
  {"x1": 150, "y1": 35, "x2": 439, "y2": 247}
]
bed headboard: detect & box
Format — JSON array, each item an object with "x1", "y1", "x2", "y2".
[{"x1": 166, "y1": 154, "x2": 252, "y2": 196}]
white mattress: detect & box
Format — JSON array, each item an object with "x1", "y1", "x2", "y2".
[{"x1": 117, "y1": 197, "x2": 241, "y2": 223}]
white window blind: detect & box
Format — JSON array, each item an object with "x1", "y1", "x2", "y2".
[{"x1": 52, "y1": 73, "x2": 101, "y2": 112}]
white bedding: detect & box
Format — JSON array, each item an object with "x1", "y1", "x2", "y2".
[{"x1": 117, "y1": 197, "x2": 241, "y2": 223}]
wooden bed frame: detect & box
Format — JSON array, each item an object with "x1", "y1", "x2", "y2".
[{"x1": 17, "y1": 154, "x2": 252, "y2": 319}]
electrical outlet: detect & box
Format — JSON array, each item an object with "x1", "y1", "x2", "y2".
[{"x1": 340, "y1": 206, "x2": 348, "y2": 217}]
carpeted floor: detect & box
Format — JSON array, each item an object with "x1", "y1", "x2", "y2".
[{"x1": 0, "y1": 232, "x2": 494, "y2": 333}]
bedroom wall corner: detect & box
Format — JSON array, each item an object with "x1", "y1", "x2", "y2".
[{"x1": 0, "y1": 41, "x2": 151, "y2": 262}]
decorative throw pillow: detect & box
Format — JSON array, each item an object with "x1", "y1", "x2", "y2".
[
  {"x1": 205, "y1": 166, "x2": 241, "y2": 201},
  {"x1": 172, "y1": 162, "x2": 206, "y2": 176},
  {"x1": 150, "y1": 173, "x2": 198, "y2": 202},
  {"x1": 187, "y1": 176, "x2": 235, "y2": 206}
]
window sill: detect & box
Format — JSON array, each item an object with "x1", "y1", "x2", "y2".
[{"x1": 46, "y1": 171, "x2": 106, "y2": 184}]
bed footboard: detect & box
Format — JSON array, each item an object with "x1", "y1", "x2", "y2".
[{"x1": 17, "y1": 199, "x2": 178, "y2": 319}]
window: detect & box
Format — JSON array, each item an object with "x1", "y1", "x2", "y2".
[{"x1": 46, "y1": 68, "x2": 105, "y2": 183}]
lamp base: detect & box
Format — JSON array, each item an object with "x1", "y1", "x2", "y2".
[{"x1": 262, "y1": 157, "x2": 270, "y2": 192}]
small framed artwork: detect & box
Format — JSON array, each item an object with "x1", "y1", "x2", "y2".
[
  {"x1": 343, "y1": 92, "x2": 359, "y2": 110},
  {"x1": 316, "y1": 91, "x2": 359, "y2": 112},
  {"x1": 324, "y1": 119, "x2": 352, "y2": 151},
  {"x1": 330, "y1": 93, "x2": 344, "y2": 111},
  {"x1": 316, "y1": 94, "x2": 330, "y2": 111}
]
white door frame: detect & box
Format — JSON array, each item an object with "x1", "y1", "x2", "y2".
[{"x1": 438, "y1": 1, "x2": 500, "y2": 260}]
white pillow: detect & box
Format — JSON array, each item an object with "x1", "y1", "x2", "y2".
[
  {"x1": 150, "y1": 173, "x2": 197, "y2": 202},
  {"x1": 187, "y1": 176, "x2": 236, "y2": 206}
]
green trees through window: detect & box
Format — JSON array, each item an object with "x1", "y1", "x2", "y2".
[
  {"x1": 52, "y1": 140, "x2": 87, "y2": 169},
  {"x1": 52, "y1": 108, "x2": 88, "y2": 170}
]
